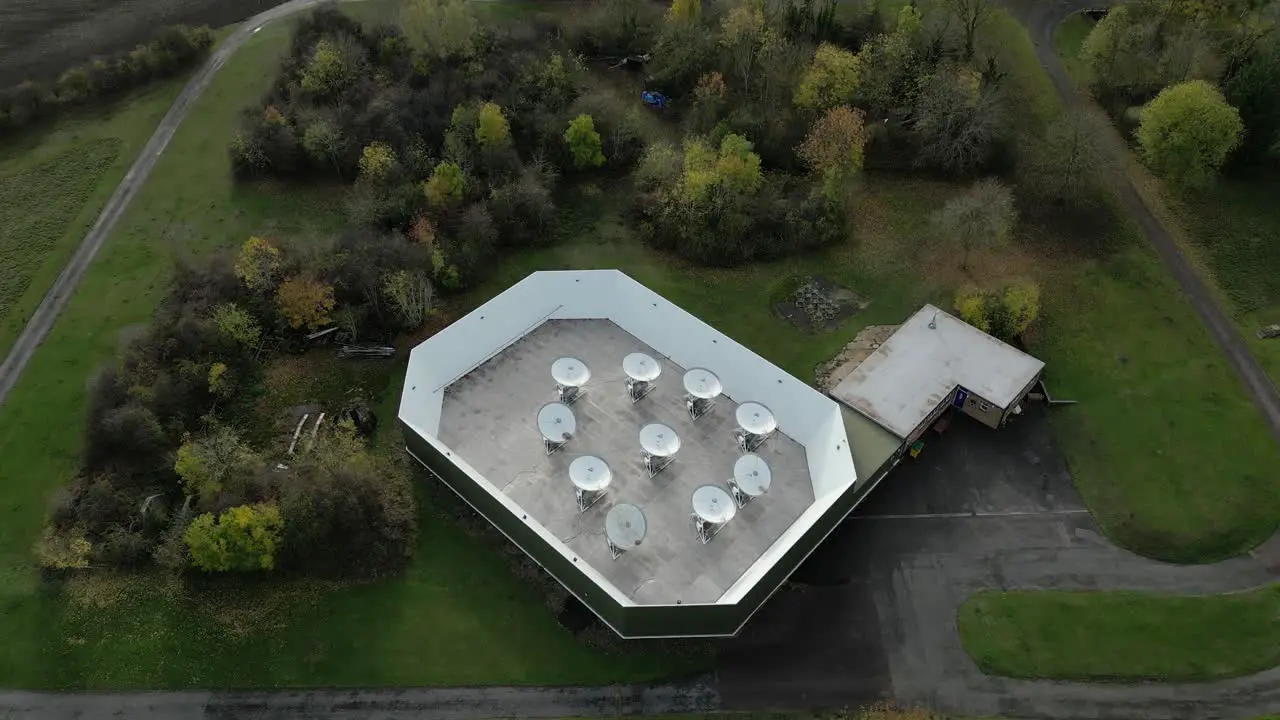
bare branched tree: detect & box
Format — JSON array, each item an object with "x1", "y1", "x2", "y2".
[
  {"x1": 911, "y1": 67, "x2": 1008, "y2": 175},
  {"x1": 932, "y1": 178, "x2": 1016, "y2": 270},
  {"x1": 942, "y1": 0, "x2": 992, "y2": 60}
]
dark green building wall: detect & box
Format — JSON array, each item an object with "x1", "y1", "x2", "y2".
[{"x1": 401, "y1": 421, "x2": 899, "y2": 638}]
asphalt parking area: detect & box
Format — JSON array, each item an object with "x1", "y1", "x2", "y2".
[{"x1": 717, "y1": 407, "x2": 1088, "y2": 711}]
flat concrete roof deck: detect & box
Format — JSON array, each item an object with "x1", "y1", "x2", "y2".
[
  {"x1": 830, "y1": 305, "x2": 1046, "y2": 440},
  {"x1": 438, "y1": 319, "x2": 815, "y2": 606}
]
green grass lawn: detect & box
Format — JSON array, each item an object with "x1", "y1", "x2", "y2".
[
  {"x1": 0, "y1": 80, "x2": 186, "y2": 355},
  {"x1": 0, "y1": 0, "x2": 1276, "y2": 691},
  {"x1": 1051, "y1": 10, "x2": 1280, "y2": 386},
  {"x1": 1179, "y1": 179, "x2": 1280, "y2": 383},
  {"x1": 1051, "y1": 12, "x2": 1095, "y2": 84},
  {"x1": 958, "y1": 586, "x2": 1280, "y2": 682}
]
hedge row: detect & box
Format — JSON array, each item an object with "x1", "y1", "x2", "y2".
[{"x1": 0, "y1": 25, "x2": 215, "y2": 137}]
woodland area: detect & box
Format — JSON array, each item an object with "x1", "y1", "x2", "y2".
[{"x1": 1080, "y1": 0, "x2": 1280, "y2": 185}]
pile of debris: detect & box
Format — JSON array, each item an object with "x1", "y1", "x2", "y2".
[{"x1": 814, "y1": 324, "x2": 900, "y2": 392}]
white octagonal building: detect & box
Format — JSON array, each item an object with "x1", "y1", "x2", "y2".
[{"x1": 398, "y1": 270, "x2": 894, "y2": 638}]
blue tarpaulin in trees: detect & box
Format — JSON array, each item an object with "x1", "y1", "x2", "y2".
[{"x1": 641, "y1": 91, "x2": 667, "y2": 109}]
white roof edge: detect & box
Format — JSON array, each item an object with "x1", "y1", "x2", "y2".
[{"x1": 398, "y1": 269, "x2": 860, "y2": 607}]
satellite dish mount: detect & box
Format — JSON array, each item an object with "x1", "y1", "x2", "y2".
[
  {"x1": 623, "y1": 352, "x2": 661, "y2": 403},
  {"x1": 551, "y1": 357, "x2": 590, "y2": 405},
  {"x1": 683, "y1": 368, "x2": 723, "y2": 422},
  {"x1": 734, "y1": 402, "x2": 778, "y2": 452}
]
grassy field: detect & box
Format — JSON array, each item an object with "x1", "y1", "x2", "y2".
[
  {"x1": 1051, "y1": 12, "x2": 1095, "y2": 84},
  {"x1": 1052, "y1": 10, "x2": 1280, "y2": 386},
  {"x1": 0, "y1": 79, "x2": 186, "y2": 355},
  {"x1": 958, "y1": 586, "x2": 1280, "y2": 682},
  {"x1": 0, "y1": 1, "x2": 1276, "y2": 691}
]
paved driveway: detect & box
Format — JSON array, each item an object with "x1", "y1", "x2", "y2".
[
  {"x1": 718, "y1": 407, "x2": 1280, "y2": 719},
  {"x1": 718, "y1": 407, "x2": 1087, "y2": 711}
]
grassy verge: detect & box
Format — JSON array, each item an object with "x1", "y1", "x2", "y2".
[
  {"x1": 958, "y1": 586, "x2": 1280, "y2": 682},
  {"x1": 1029, "y1": 10, "x2": 1280, "y2": 562},
  {"x1": 0, "y1": 79, "x2": 186, "y2": 355},
  {"x1": 1051, "y1": 12, "x2": 1095, "y2": 84},
  {"x1": 1051, "y1": 10, "x2": 1280, "y2": 389}
]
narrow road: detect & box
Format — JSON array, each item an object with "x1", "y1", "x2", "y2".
[
  {"x1": 0, "y1": 0, "x2": 339, "y2": 409},
  {"x1": 1003, "y1": 0, "x2": 1280, "y2": 446},
  {"x1": 0, "y1": 677, "x2": 722, "y2": 719}
]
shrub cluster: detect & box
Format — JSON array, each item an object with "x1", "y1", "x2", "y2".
[
  {"x1": 0, "y1": 25, "x2": 214, "y2": 138},
  {"x1": 43, "y1": 231, "x2": 426, "y2": 577}
]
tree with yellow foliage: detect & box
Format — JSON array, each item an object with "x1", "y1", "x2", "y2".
[
  {"x1": 475, "y1": 102, "x2": 512, "y2": 150},
  {"x1": 276, "y1": 275, "x2": 336, "y2": 331},
  {"x1": 358, "y1": 141, "x2": 397, "y2": 182},
  {"x1": 233, "y1": 236, "x2": 282, "y2": 292},
  {"x1": 794, "y1": 43, "x2": 862, "y2": 111},
  {"x1": 667, "y1": 0, "x2": 700, "y2": 23},
  {"x1": 184, "y1": 503, "x2": 284, "y2": 572}
]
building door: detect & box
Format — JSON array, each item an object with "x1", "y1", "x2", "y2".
[{"x1": 953, "y1": 388, "x2": 969, "y2": 408}]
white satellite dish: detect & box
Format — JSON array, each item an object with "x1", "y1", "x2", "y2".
[
  {"x1": 623, "y1": 352, "x2": 661, "y2": 402},
  {"x1": 623, "y1": 352, "x2": 662, "y2": 382},
  {"x1": 736, "y1": 402, "x2": 777, "y2": 435},
  {"x1": 537, "y1": 402, "x2": 576, "y2": 455},
  {"x1": 551, "y1": 357, "x2": 590, "y2": 404},
  {"x1": 691, "y1": 484, "x2": 736, "y2": 543},
  {"x1": 639, "y1": 423, "x2": 680, "y2": 457},
  {"x1": 735, "y1": 401, "x2": 777, "y2": 451},
  {"x1": 569, "y1": 455, "x2": 611, "y2": 512},
  {"x1": 569, "y1": 455, "x2": 612, "y2": 492},
  {"x1": 605, "y1": 503, "x2": 647, "y2": 559},
  {"x1": 730, "y1": 453, "x2": 772, "y2": 506},
  {"x1": 683, "y1": 368, "x2": 722, "y2": 399},
  {"x1": 639, "y1": 423, "x2": 680, "y2": 477},
  {"x1": 683, "y1": 368, "x2": 722, "y2": 421}
]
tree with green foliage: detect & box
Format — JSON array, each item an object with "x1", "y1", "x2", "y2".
[
  {"x1": 712, "y1": 133, "x2": 764, "y2": 195},
  {"x1": 424, "y1": 161, "x2": 466, "y2": 206},
  {"x1": 174, "y1": 425, "x2": 260, "y2": 505},
  {"x1": 211, "y1": 303, "x2": 262, "y2": 348},
  {"x1": 400, "y1": 0, "x2": 479, "y2": 59},
  {"x1": 475, "y1": 102, "x2": 512, "y2": 150},
  {"x1": 184, "y1": 503, "x2": 284, "y2": 572},
  {"x1": 299, "y1": 36, "x2": 366, "y2": 97},
  {"x1": 302, "y1": 117, "x2": 345, "y2": 172},
  {"x1": 564, "y1": 114, "x2": 606, "y2": 170},
  {"x1": 207, "y1": 362, "x2": 233, "y2": 399},
  {"x1": 382, "y1": 270, "x2": 435, "y2": 329},
  {"x1": 720, "y1": 2, "x2": 767, "y2": 91},
  {"x1": 1137, "y1": 80, "x2": 1243, "y2": 188},
  {"x1": 932, "y1": 178, "x2": 1016, "y2": 270},
  {"x1": 357, "y1": 141, "x2": 397, "y2": 183},
  {"x1": 233, "y1": 236, "x2": 281, "y2": 292},
  {"x1": 794, "y1": 43, "x2": 862, "y2": 111}
]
